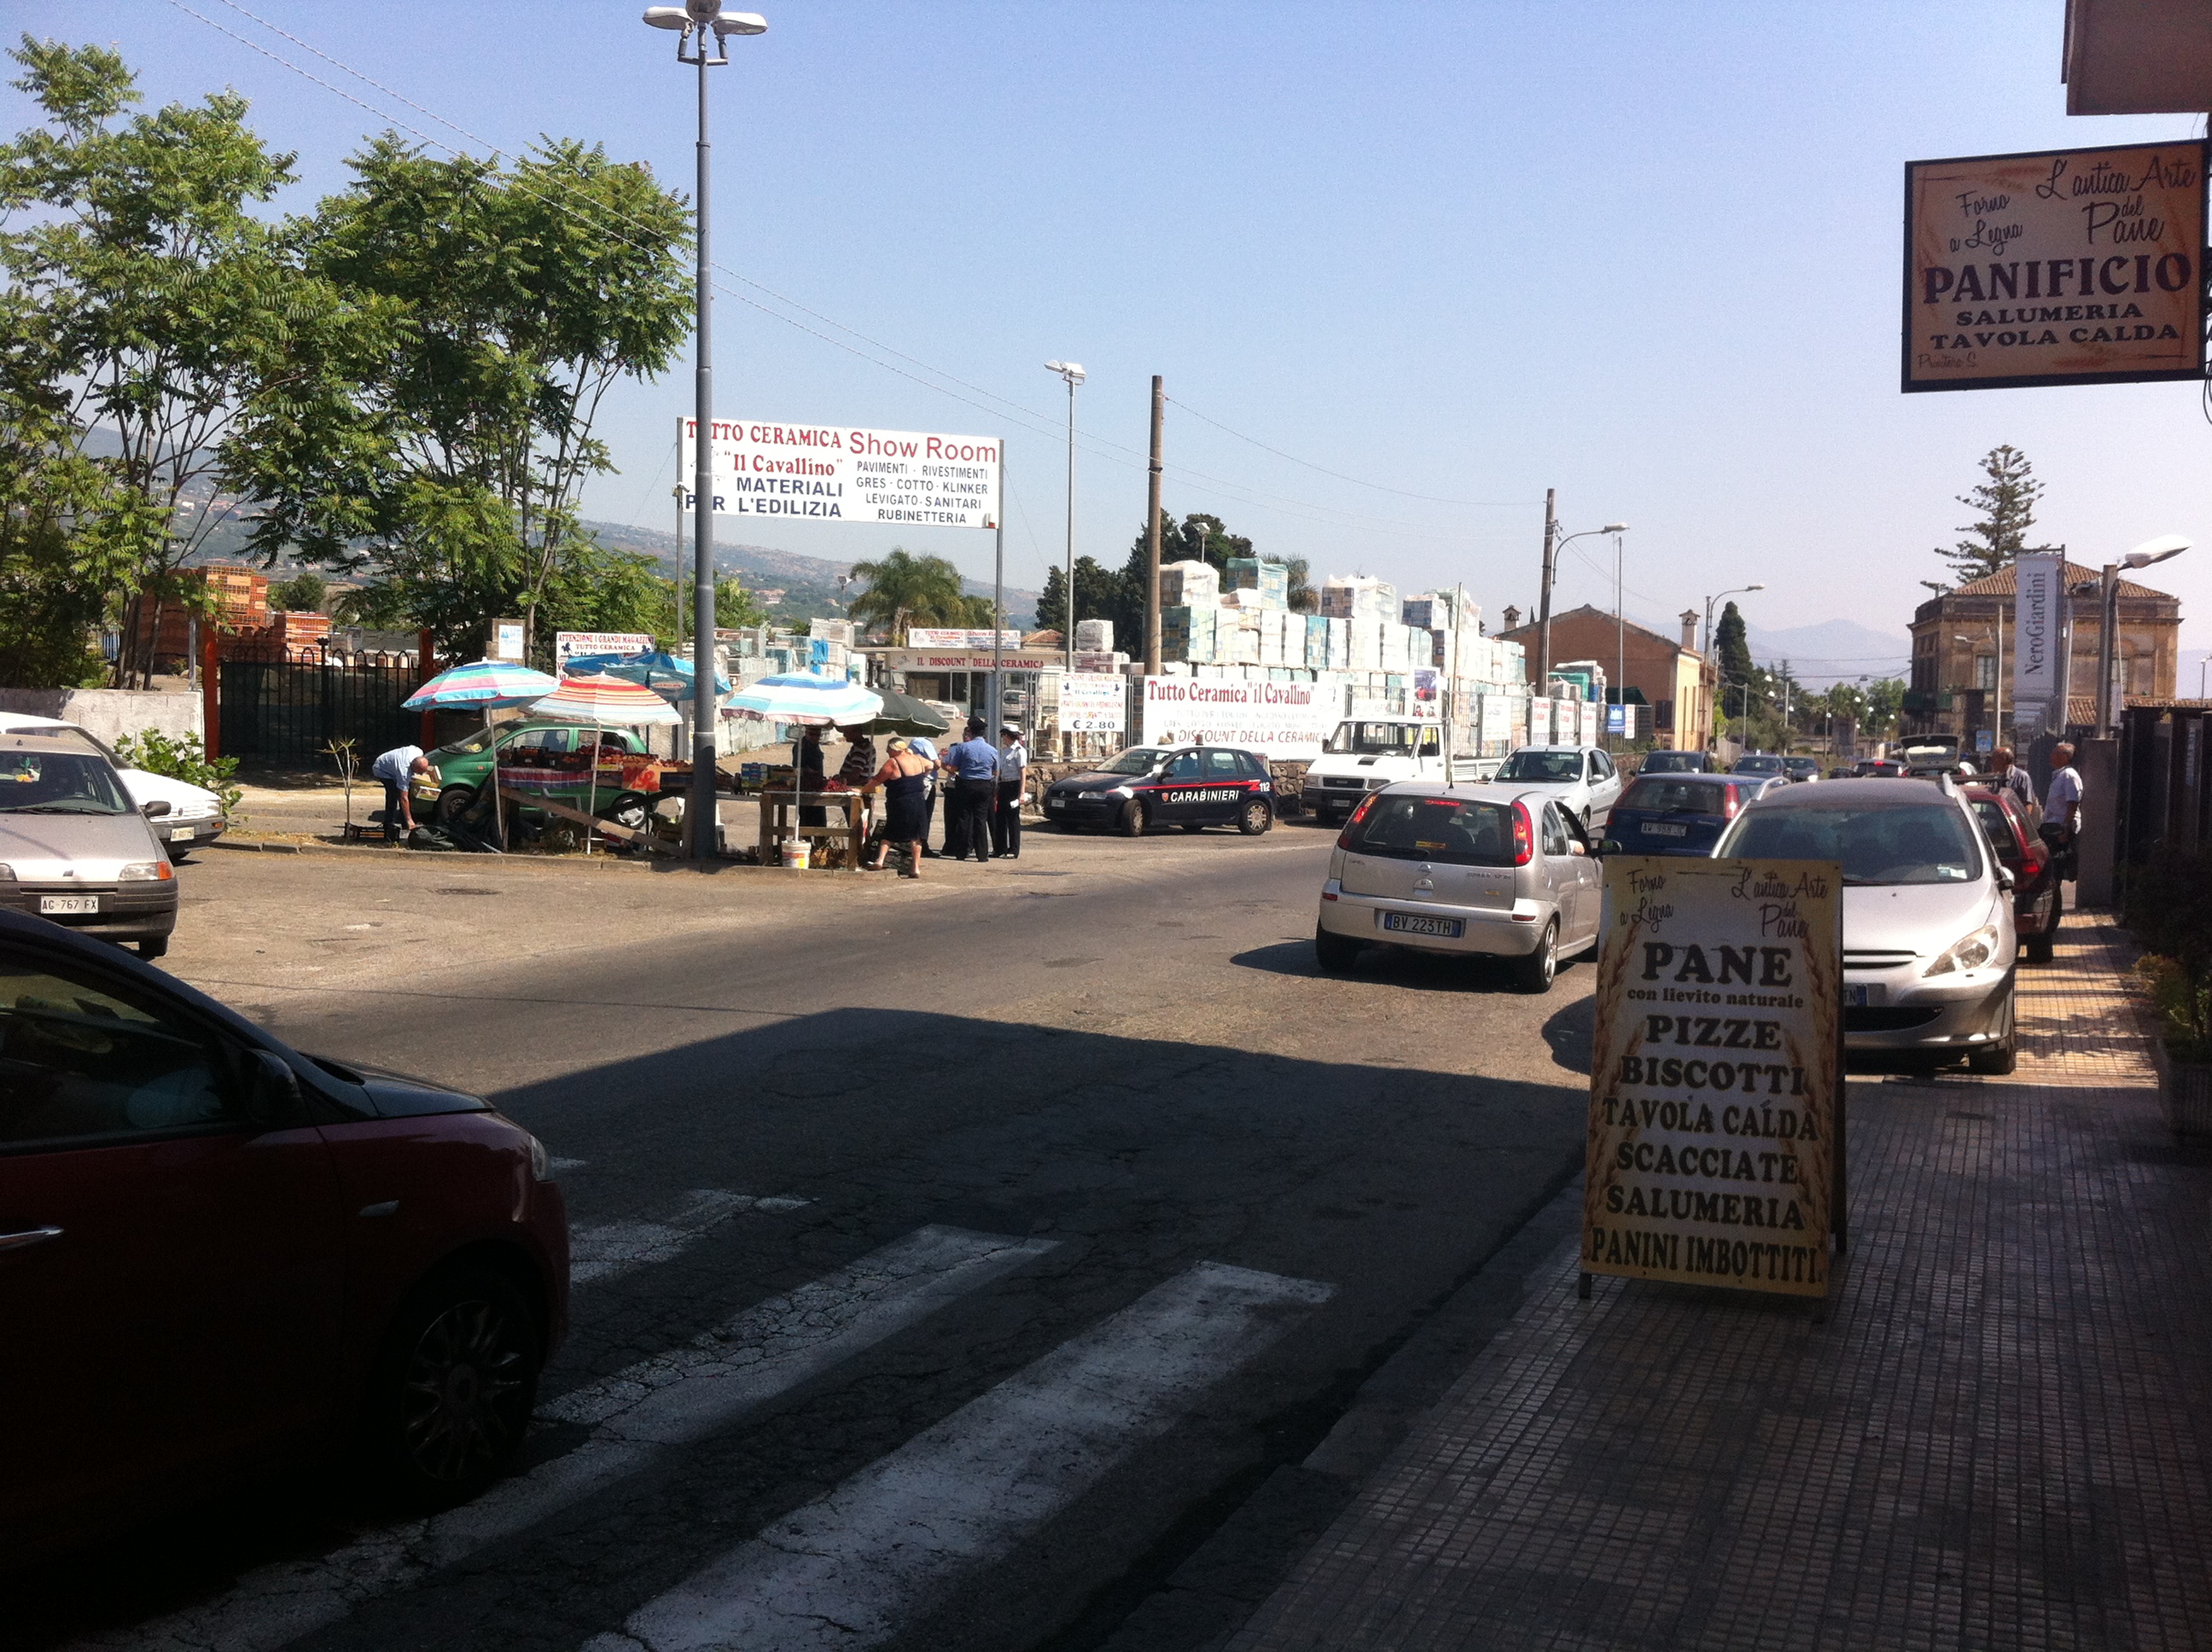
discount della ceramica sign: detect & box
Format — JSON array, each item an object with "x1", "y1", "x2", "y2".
[
  {"x1": 681, "y1": 418, "x2": 1001, "y2": 528},
  {"x1": 1903, "y1": 140, "x2": 2208, "y2": 392}
]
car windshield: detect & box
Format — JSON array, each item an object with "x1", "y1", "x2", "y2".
[
  {"x1": 1733, "y1": 756, "x2": 1784, "y2": 774},
  {"x1": 440, "y1": 726, "x2": 499, "y2": 755},
  {"x1": 1099, "y1": 747, "x2": 1171, "y2": 776},
  {"x1": 0, "y1": 749, "x2": 131, "y2": 815},
  {"x1": 1721, "y1": 800, "x2": 1986, "y2": 886},
  {"x1": 1619, "y1": 777, "x2": 1732, "y2": 816},
  {"x1": 1324, "y1": 722, "x2": 1422, "y2": 756},
  {"x1": 1639, "y1": 752, "x2": 1702, "y2": 772},
  {"x1": 1346, "y1": 795, "x2": 1518, "y2": 866},
  {"x1": 1494, "y1": 750, "x2": 1581, "y2": 782}
]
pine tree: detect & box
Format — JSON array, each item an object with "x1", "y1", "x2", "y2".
[
  {"x1": 1714, "y1": 601, "x2": 1754, "y2": 689},
  {"x1": 1929, "y1": 445, "x2": 2043, "y2": 592}
]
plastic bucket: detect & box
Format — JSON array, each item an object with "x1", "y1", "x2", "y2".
[{"x1": 780, "y1": 840, "x2": 811, "y2": 870}]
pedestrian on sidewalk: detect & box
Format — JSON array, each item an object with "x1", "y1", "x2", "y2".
[
  {"x1": 864, "y1": 737, "x2": 934, "y2": 876},
  {"x1": 906, "y1": 733, "x2": 942, "y2": 857},
  {"x1": 992, "y1": 725, "x2": 1027, "y2": 859},
  {"x1": 371, "y1": 742, "x2": 433, "y2": 843},
  {"x1": 940, "y1": 718, "x2": 1001, "y2": 864},
  {"x1": 2041, "y1": 741, "x2": 2082, "y2": 880},
  {"x1": 1988, "y1": 746, "x2": 2037, "y2": 821}
]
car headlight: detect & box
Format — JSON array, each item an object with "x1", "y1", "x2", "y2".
[
  {"x1": 527, "y1": 1133, "x2": 553, "y2": 1182},
  {"x1": 1110, "y1": 785, "x2": 1132, "y2": 798},
  {"x1": 1924, "y1": 920, "x2": 2002, "y2": 976},
  {"x1": 119, "y1": 861, "x2": 173, "y2": 882}
]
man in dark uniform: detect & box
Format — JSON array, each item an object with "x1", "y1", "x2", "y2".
[{"x1": 939, "y1": 718, "x2": 1001, "y2": 864}]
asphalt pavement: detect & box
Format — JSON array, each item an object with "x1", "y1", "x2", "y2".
[{"x1": 23, "y1": 819, "x2": 1597, "y2": 1652}]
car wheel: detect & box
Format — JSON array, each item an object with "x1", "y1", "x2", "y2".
[
  {"x1": 1511, "y1": 919, "x2": 1559, "y2": 994},
  {"x1": 1237, "y1": 800, "x2": 1272, "y2": 836},
  {"x1": 137, "y1": 936, "x2": 168, "y2": 961},
  {"x1": 600, "y1": 793, "x2": 649, "y2": 832},
  {"x1": 1116, "y1": 799, "x2": 1146, "y2": 837},
  {"x1": 1314, "y1": 922, "x2": 1361, "y2": 974},
  {"x1": 2025, "y1": 888, "x2": 2060, "y2": 963},
  {"x1": 434, "y1": 786, "x2": 475, "y2": 826},
  {"x1": 1966, "y1": 991, "x2": 2018, "y2": 1076},
  {"x1": 367, "y1": 1266, "x2": 541, "y2": 1506}
]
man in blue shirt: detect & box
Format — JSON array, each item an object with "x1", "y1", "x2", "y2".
[
  {"x1": 371, "y1": 743, "x2": 432, "y2": 842},
  {"x1": 939, "y1": 718, "x2": 1001, "y2": 863},
  {"x1": 906, "y1": 733, "x2": 940, "y2": 857}
]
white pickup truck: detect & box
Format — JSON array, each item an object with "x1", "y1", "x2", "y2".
[{"x1": 1301, "y1": 717, "x2": 1498, "y2": 825}]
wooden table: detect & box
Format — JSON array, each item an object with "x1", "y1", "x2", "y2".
[{"x1": 756, "y1": 789, "x2": 869, "y2": 869}]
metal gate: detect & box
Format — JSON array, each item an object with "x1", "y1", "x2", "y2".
[{"x1": 218, "y1": 650, "x2": 420, "y2": 767}]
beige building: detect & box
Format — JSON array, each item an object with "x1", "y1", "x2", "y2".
[{"x1": 1906, "y1": 560, "x2": 2182, "y2": 743}]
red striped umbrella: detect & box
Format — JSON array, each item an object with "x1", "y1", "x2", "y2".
[{"x1": 528, "y1": 673, "x2": 684, "y2": 728}]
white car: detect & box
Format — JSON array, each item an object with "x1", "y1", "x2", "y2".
[
  {"x1": 1301, "y1": 718, "x2": 1500, "y2": 825},
  {"x1": 0, "y1": 717, "x2": 227, "y2": 854},
  {"x1": 1490, "y1": 744, "x2": 1623, "y2": 834}
]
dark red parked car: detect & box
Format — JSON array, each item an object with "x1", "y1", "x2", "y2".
[
  {"x1": 0, "y1": 910, "x2": 568, "y2": 1561},
  {"x1": 1964, "y1": 784, "x2": 2062, "y2": 963}
]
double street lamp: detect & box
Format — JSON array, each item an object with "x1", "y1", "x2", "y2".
[{"x1": 642, "y1": 1, "x2": 767, "y2": 859}]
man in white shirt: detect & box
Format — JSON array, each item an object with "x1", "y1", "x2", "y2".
[
  {"x1": 371, "y1": 743, "x2": 433, "y2": 842},
  {"x1": 2041, "y1": 742, "x2": 2082, "y2": 879},
  {"x1": 992, "y1": 725, "x2": 1028, "y2": 859}
]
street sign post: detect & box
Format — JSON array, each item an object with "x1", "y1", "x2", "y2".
[{"x1": 1582, "y1": 856, "x2": 1845, "y2": 1300}]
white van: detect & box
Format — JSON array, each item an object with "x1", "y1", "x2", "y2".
[{"x1": 1301, "y1": 718, "x2": 1498, "y2": 825}]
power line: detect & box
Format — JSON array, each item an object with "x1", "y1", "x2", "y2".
[{"x1": 1168, "y1": 395, "x2": 1535, "y2": 508}]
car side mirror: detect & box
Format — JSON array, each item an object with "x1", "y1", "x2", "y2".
[
  {"x1": 141, "y1": 799, "x2": 172, "y2": 818},
  {"x1": 1569, "y1": 840, "x2": 1588, "y2": 857},
  {"x1": 1996, "y1": 866, "x2": 2017, "y2": 891},
  {"x1": 242, "y1": 1048, "x2": 303, "y2": 1127},
  {"x1": 1599, "y1": 839, "x2": 1623, "y2": 857}
]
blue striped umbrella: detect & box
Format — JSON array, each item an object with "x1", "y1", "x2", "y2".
[
  {"x1": 562, "y1": 649, "x2": 732, "y2": 701},
  {"x1": 722, "y1": 671, "x2": 882, "y2": 727}
]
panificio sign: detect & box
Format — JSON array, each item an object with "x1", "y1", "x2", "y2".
[
  {"x1": 2011, "y1": 550, "x2": 2068, "y2": 719},
  {"x1": 1584, "y1": 856, "x2": 1842, "y2": 1298},
  {"x1": 1057, "y1": 672, "x2": 1126, "y2": 733},
  {"x1": 683, "y1": 419, "x2": 1000, "y2": 527},
  {"x1": 1904, "y1": 140, "x2": 2208, "y2": 391},
  {"x1": 1139, "y1": 676, "x2": 1340, "y2": 759}
]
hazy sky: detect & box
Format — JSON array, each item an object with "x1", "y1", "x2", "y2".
[{"x1": 14, "y1": 2, "x2": 2210, "y2": 668}]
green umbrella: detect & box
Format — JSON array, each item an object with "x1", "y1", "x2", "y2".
[{"x1": 858, "y1": 689, "x2": 952, "y2": 737}]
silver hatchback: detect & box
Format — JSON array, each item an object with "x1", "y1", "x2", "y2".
[
  {"x1": 1314, "y1": 782, "x2": 1601, "y2": 992},
  {"x1": 0, "y1": 733, "x2": 179, "y2": 958}
]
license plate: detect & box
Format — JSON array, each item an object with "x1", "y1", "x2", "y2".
[
  {"x1": 1048, "y1": 797, "x2": 1066, "y2": 809},
  {"x1": 1382, "y1": 910, "x2": 1464, "y2": 938},
  {"x1": 1641, "y1": 822, "x2": 1687, "y2": 837},
  {"x1": 1846, "y1": 984, "x2": 1886, "y2": 1007},
  {"x1": 39, "y1": 896, "x2": 97, "y2": 915},
  {"x1": 171, "y1": 826, "x2": 195, "y2": 841}
]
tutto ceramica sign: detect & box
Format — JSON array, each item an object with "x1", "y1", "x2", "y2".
[
  {"x1": 1903, "y1": 140, "x2": 2208, "y2": 392},
  {"x1": 682, "y1": 418, "x2": 1000, "y2": 528},
  {"x1": 1583, "y1": 856, "x2": 1843, "y2": 1299}
]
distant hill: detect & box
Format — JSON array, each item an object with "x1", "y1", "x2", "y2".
[{"x1": 1745, "y1": 619, "x2": 1911, "y2": 688}]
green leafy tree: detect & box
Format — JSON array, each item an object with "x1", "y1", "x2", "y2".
[
  {"x1": 1107, "y1": 512, "x2": 1268, "y2": 645},
  {"x1": 267, "y1": 569, "x2": 326, "y2": 612},
  {"x1": 1928, "y1": 444, "x2": 2043, "y2": 593},
  {"x1": 1284, "y1": 556, "x2": 1316, "y2": 614},
  {"x1": 1863, "y1": 677, "x2": 1906, "y2": 737},
  {"x1": 0, "y1": 310, "x2": 114, "y2": 686},
  {"x1": 0, "y1": 38, "x2": 377, "y2": 686},
  {"x1": 847, "y1": 547, "x2": 965, "y2": 642}
]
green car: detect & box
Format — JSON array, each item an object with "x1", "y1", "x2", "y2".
[{"x1": 428, "y1": 719, "x2": 657, "y2": 828}]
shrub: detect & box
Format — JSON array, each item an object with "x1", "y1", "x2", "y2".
[
  {"x1": 2125, "y1": 841, "x2": 2212, "y2": 1060},
  {"x1": 112, "y1": 730, "x2": 242, "y2": 819}
]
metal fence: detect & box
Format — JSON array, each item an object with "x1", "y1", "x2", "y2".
[{"x1": 218, "y1": 650, "x2": 420, "y2": 768}]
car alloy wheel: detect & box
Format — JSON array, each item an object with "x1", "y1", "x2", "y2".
[
  {"x1": 600, "y1": 793, "x2": 649, "y2": 832},
  {"x1": 375, "y1": 1269, "x2": 538, "y2": 1504},
  {"x1": 1116, "y1": 799, "x2": 1146, "y2": 837},
  {"x1": 1512, "y1": 918, "x2": 1559, "y2": 994},
  {"x1": 1238, "y1": 800, "x2": 1271, "y2": 835},
  {"x1": 434, "y1": 786, "x2": 475, "y2": 826}
]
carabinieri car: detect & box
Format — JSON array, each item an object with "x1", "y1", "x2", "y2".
[{"x1": 1042, "y1": 743, "x2": 1278, "y2": 836}]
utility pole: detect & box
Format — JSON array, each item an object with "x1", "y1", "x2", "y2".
[
  {"x1": 1614, "y1": 529, "x2": 1625, "y2": 750},
  {"x1": 686, "y1": 31, "x2": 719, "y2": 859},
  {"x1": 1144, "y1": 376, "x2": 1163, "y2": 677},
  {"x1": 2096, "y1": 561, "x2": 2119, "y2": 736},
  {"x1": 1536, "y1": 487, "x2": 1557, "y2": 696}
]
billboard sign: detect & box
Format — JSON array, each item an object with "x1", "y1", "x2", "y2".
[
  {"x1": 1904, "y1": 140, "x2": 2208, "y2": 391},
  {"x1": 906, "y1": 628, "x2": 1022, "y2": 649},
  {"x1": 683, "y1": 419, "x2": 1000, "y2": 528},
  {"x1": 1138, "y1": 676, "x2": 1340, "y2": 759},
  {"x1": 1583, "y1": 856, "x2": 1842, "y2": 1298},
  {"x1": 554, "y1": 631, "x2": 655, "y2": 673},
  {"x1": 1058, "y1": 672, "x2": 1126, "y2": 734},
  {"x1": 2012, "y1": 550, "x2": 2067, "y2": 715}
]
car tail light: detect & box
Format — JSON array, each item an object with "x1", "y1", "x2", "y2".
[
  {"x1": 1336, "y1": 791, "x2": 1379, "y2": 850},
  {"x1": 1511, "y1": 800, "x2": 1535, "y2": 866},
  {"x1": 1722, "y1": 783, "x2": 1741, "y2": 820}
]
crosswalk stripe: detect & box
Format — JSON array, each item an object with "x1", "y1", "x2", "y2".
[
  {"x1": 584, "y1": 1261, "x2": 1334, "y2": 1652},
  {"x1": 568, "y1": 1190, "x2": 811, "y2": 1285},
  {"x1": 73, "y1": 1225, "x2": 1054, "y2": 1652}
]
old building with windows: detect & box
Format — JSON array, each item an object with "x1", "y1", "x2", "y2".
[
  {"x1": 1906, "y1": 560, "x2": 2182, "y2": 746},
  {"x1": 1493, "y1": 604, "x2": 1715, "y2": 749}
]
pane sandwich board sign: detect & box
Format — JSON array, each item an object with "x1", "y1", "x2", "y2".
[
  {"x1": 1584, "y1": 857, "x2": 1843, "y2": 1299},
  {"x1": 1903, "y1": 140, "x2": 2208, "y2": 392}
]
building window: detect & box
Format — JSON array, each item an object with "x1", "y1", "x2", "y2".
[{"x1": 1974, "y1": 654, "x2": 1996, "y2": 691}]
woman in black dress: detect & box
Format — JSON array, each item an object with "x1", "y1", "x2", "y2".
[{"x1": 866, "y1": 737, "x2": 934, "y2": 875}]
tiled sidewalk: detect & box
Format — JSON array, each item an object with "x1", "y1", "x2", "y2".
[{"x1": 1230, "y1": 912, "x2": 2212, "y2": 1651}]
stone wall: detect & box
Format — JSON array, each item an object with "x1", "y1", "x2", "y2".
[{"x1": 0, "y1": 688, "x2": 205, "y2": 748}]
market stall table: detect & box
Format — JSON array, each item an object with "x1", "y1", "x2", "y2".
[{"x1": 756, "y1": 788, "x2": 870, "y2": 870}]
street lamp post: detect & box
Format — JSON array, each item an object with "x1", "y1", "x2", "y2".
[
  {"x1": 2098, "y1": 534, "x2": 2189, "y2": 736},
  {"x1": 643, "y1": 2, "x2": 766, "y2": 859},
  {"x1": 1045, "y1": 361, "x2": 1085, "y2": 684},
  {"x1": 1702, "y1": 584, "x2": 1763, "y2": 752},
  {"x1": 1546, "y1": 522, "x2": 1627, "y2": 699},
  {"x1": 1610, "y1": 526, "x2": 1632, "y2": 746}
]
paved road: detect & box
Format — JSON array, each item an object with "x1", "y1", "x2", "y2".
[{"x1": 25, "y1": 822, "x2": 1595, "y2": 1652}]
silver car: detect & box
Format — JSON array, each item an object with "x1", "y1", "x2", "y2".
[
  {"x1": 1713, "y1": 776, "x2": 2017, "y2": 1073},
  {"x1": 0, "y1": 733, "x2": 180, "y2": 959},
  {"x1": 1314, "y1": 782, "x2": 1602, "y2": 992},
  {"x1": 1490, "y1": 744, "x2": 1623, "y2": 834}
]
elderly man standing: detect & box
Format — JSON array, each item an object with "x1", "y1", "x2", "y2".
[
  {"x1": 371, "y1": 742, "x2": 434, "y2": 843},
  {"x1": 939, "y1": 717, "x2": 1001, "y2": 864}
]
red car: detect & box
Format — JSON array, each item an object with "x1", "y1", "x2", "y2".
[
  {"x1": 0, "y1": 910, "x2": 568, "y2": 1560},
  {"x1": 1963, "y1": 784, "x2": 2062, "y2": 963}
]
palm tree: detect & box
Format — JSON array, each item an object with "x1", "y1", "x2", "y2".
[{"x1": 847, "y1": 549, "x2": 967, "y2": 643}]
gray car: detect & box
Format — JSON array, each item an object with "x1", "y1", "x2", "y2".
[
  {"x1": 1315, "y1": 782, "x2": 1602, "y2": 992},
  {"x1": 1713, "y1": 775, "x2": 2017, "y2": 1073},
  {"x1": 0, "y1": 733, "x2": 179, "y2": 958}
]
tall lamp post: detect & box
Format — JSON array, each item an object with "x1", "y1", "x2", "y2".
[
  {"x1": 1609, "y1": 525, "x2": 1632, "y2": 744},
  {"x1": 2097, "y1": 533, "x2": 2188, "y2": 736},
  {"x1": 643, "y1": 2, "x2": 766, "y2": 859},
  {"x1": 1045, "y1": 360, "x2": 1085, "y2": 683},
  {"x1": 1545, "y1": 522, "x2": 1627, "y2": 695}
]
